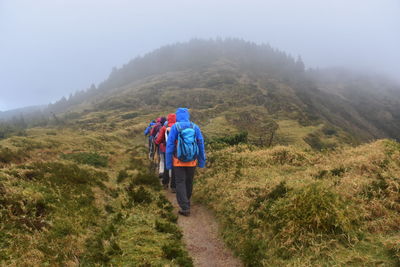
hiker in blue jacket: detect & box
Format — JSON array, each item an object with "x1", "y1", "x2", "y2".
[
  {"x1": 144, "y1": 120, "x2": 156, "y2": 159},
  {"x1": 144, "y1": 120, "x2": 156, "y2": 136},
  {"x1": 166, "y1": 108, "x2": 206, "y2": 216}
]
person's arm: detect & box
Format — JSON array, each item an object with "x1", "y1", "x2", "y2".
[
  {"x1": 144, "y1": 126, "x2": 151, "y2": 136},
  {"x1": 155, "y1": 127, "x2": 166, "y2": 145},
  {"x1": 166, "y1": 124, "x2": 178, "y2": 170},
  {"x1": 195, "y1": 125, "x2": 206, "y2": 168}
]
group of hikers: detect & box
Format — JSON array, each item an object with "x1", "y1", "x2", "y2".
[{"x1": 144, "y1": 108, "x2": 206, "y2": 216}]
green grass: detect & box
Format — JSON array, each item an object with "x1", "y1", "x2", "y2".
[
  {"x1": 61, "y1": 152, "x2": 108, "y2": 167},
  {"x1": 2, "y1": 71, "x2": 400, "y2": 266},
  {"x1": 0, "y1": 111, "x2": 192, "y2": 266},
  {"x1": 195, "y1": 140, "x2": 400, "y2": 266}
]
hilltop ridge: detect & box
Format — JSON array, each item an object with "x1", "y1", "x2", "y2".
[{"x1": 3, "y1": 39, "x2": 399, "y2": 147}]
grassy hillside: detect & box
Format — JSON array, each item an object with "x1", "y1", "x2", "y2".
[
  {"x1": 0, "y1": 113, "x2": 192, "y2": 266},
  {"x1": 2, "y1": 39, "x2": 400, "y2": 266},
  {"x1": 3, "y1": 40, "x2": 400, "y2": 148},
  {"x1": 195, "y1": 139, "x2": 400, "y2": 266},
  {"x1": 2, "y1": 105, "x2": 399, "y2": 266},
  {"x1": 31, "y1": 39, "x2": 399, "y2": 146}
]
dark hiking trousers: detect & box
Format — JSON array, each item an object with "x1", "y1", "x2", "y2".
[
  {"x1": 174, "y1": 167, "x2": 196, "y2": 212},
  {"x1": 162, "y1": 167, "x2": 176, "y2": 189}
]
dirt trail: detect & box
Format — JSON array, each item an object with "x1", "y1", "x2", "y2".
[{"x1": 165, "y1": 191, "x2": 243, "y2": 267}]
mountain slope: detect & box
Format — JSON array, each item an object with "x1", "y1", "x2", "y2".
[
  {"x1": 39, "y1": 39, "x2": 400, "y2": 148},
  {"x1": 1, "y1": 39, "x2": 400, "y2": 266}
]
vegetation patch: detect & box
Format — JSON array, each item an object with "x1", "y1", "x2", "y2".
[
  {"x1": 155, "y1": 219, "x2": 183, "y2": 239},
  {"x1": 121, "y1": 112, "x2": 139, "y2": 120},
  {"x1": 162, "y1": 241, "x2": 193, "y2": 267},
  {"x1": 0, "y1": 146, "x2": 26, "y2": 165},
  {"x1": 61, "y1": 152, "x2": 108, "y2": 167},
  {"x1": 207, "y1": 132, "x2": 248, "y2": 149},
  {"x1": 1, "y1": 122, "x2": 190, "y2": 266},
  {"x1": 116, "y1": 169, "x2": 129, "y2": 183},
  {"x1": 196, "y1": 140, "x2": 400, "y2": 266}
]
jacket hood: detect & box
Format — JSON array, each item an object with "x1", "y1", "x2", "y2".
[
  {"x1": 167, "y1": 113, "x2": 176, "y2": 126},
  {"x1": 160, "y1": 117, "x2": 167, "y2": 125},
  {"x1": 176, "y1": 108, "x2": 190, "y2": 122}
]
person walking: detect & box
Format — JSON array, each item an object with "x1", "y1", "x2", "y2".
[
  {"x1": 166, "y1": 108, "x2": 206, "y2": 216},
  {"x1": 155, "y1": 113, "x2": 177, "y2": 192},
  {"x1": 150, "y1": 117, "x2": 167, "y2": 177},
  {"x1": 144, "y1": 119, "x2": 156, "y2": 159}
]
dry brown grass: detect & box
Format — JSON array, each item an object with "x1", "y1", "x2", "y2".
[{"x1": 195, "y1": 139, "x2": 400, "y2": 266}]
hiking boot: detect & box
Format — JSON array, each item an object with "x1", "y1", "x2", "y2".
[
  {"x1": 163, "y1": 184, "x2": 168, "y2": 190},
  {"x1": 171, "y1": 188, "x2": 176, "y2": 193},
  {"x1": 178, "y1": 210, "x2": 190, "y2": 216}
]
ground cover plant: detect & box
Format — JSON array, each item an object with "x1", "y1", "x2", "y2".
[
  {"x1": 0, "y1": 111, "x2": 192, "y2": 266},
  {"x1": 195, "y1": 140, "x2": 400, "y2": 266}
]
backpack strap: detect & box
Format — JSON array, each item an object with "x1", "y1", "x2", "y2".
[
  {"x1": 176, "y1": 122, "x2": 195, "y2": 133},
  {"x1": 164, "y1": 126, "x2": 171, "y2": 143},
  {"x1": 175, "y1": 122, "x2": 182, "y2": 133}
]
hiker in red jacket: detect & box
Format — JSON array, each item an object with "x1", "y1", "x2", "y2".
[
  {"x1": 155, "y1": 113, "x2": 176, "y2": 192},
  {"x1": 151, "y1": 117, "x2": 166, "y2": 178}
]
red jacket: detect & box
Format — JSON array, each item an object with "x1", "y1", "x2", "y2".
[
  {"x1": 155, "y1": 113, "x2": 176, "y2": 152},
  {"x1": 150, "y1": 117, "x2": 161, "y2": 137}
]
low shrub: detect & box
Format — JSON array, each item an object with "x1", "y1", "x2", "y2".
[
  {"x1": 160, "y1": 210, "x2": 178, "y2": 223},
  {"x1": 241, "y1": 238, "x2": 266, "y2": 267},
  {"x1": 267, "y1": 183, "x2": 360, "y2": 248},
  {"x1": 315, "y1": 169, "x2": 329, "y2": 179},
  {"x1": 363, "y1": 176, "x2": 390, "y2": 199},
  {"x1": 386, "y1": 239, "x2": 400, "y2": 265},
  {"x1": 207, "y1": 132, "x2": 248, "y2": 149},
  {"x1": 161, "y1": 241, "x2": 193, "y2": 267},
  {"x1": 32, "y1": 162, "x2": 108, "y2": 185},
  {"x1": 155, "y1": 220, "x2": 182, "y2": 240},
  {"x1": 116, "y1": 170, "x2": 129, "y2": 183},
  {"x1": 61, "y1": 152, "x2": 108, "y2": 167},
  {"x1": 270, "y1": 147, "x2": 308, "y2": 166},
  {"x1": 121, "y1": 112, "x2": 139, "y2": 120},
  {"x1": 249, "y1": 181, "x2": 290, "y2": 212},
  {"x1": 321, "y1": 125, "x2": 337, "y2": 136},
  {"x1": 128, "y1": 186, "x2": 153, "y2": 205},
  {"x1": 0, "y1": 147, "x2": 26, "y2": 164},
  {"x1": 157, "y1": 194, "x2": 174, "y2": 212},
  {"x1": 131, "y1": 173, "x2": 161, "y2": 189},
  {"x1": 331, "y1": 167, "x2": 346, "y2": 177},
  {"x1": 304, "y1": 132, "x2": 337, "y2": 150}
]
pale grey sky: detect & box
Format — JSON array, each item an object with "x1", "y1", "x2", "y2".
[{"x1": 1, "y1": 0, "x2": 399, "y2": 111}]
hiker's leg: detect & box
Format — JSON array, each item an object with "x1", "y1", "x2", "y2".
[
  {"x1": 161, "y1": 153, "x2": 169, "y2": 186},
  {"x1": 148, "y1": 138, "x2": 152, "y2": 159},
  {"x1": 174, "y1": 167, "x2": 190, "y2": 212},
  {"x1": 150, "y1": 139, "x2": 155, "y2": 160},
  {"x1": 170, "y1": 168, "x2": 176, "y2": 190},
  {"x1": 159, "y1": 152, "x2": 165, "y2": 177},
  {"x1": 185, "y1": 167, "x2": 196, "y2": 203}
]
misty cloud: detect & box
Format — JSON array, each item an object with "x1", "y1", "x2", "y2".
[{"x1": 0, "y1": 0, "x2": 399, "y2": 111}]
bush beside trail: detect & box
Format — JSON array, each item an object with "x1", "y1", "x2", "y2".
[
  {"x1": 0, "y1": 123, "x2": 192, "y2": 266},
  {"x1": 195, "y1": 140, "x2": 400, "y2": 266}
]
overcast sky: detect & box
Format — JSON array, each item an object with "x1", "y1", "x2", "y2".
[{"x1": 0, "y1": 0, "x2": 399, "y2": 111}]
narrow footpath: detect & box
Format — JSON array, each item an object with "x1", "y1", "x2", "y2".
[{"x1": 165, "y1": 191, "x2": 243, "y2": 267}]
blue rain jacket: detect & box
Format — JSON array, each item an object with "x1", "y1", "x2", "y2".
[
  {"x1": 144, "y1": 122, "x2": 156, "y2": 136},
  {"x1": 166, "y1": 108, "x2": 206, "y2": 170}
]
